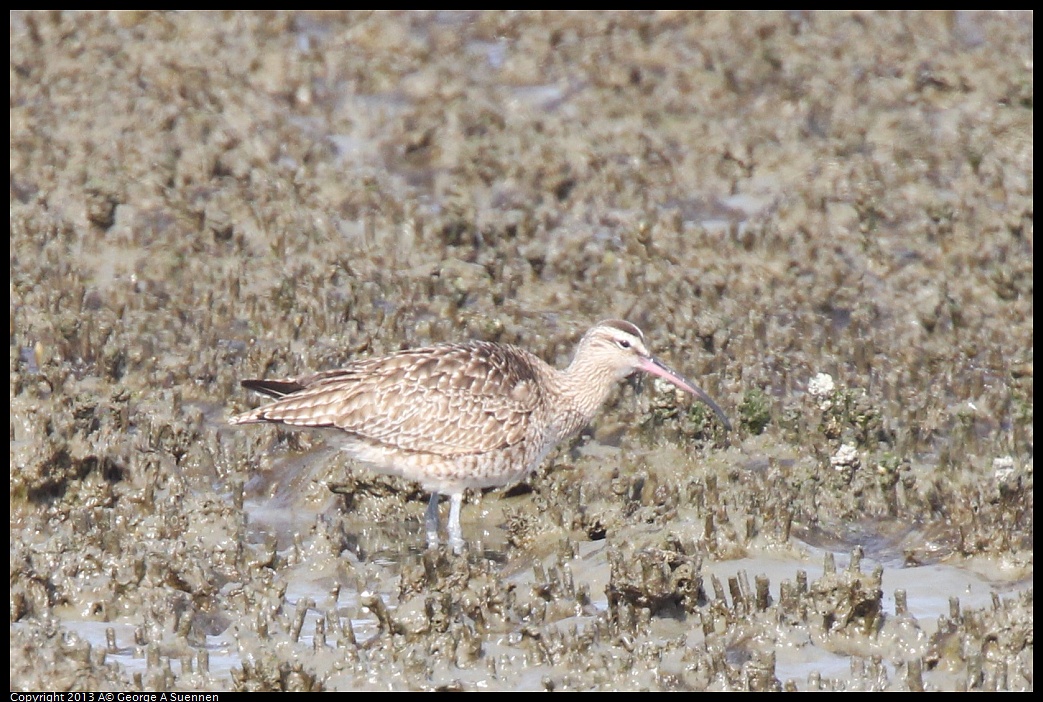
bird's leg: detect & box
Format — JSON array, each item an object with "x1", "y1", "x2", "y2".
[
  {"x1": 448, "y1": 492, "x2": 465, "y2": 554},
  {"x1": 425, "y1": 492, "x2": 441, "y2": 548}
]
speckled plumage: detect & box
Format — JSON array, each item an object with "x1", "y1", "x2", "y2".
[{"x1": 230, "y1": 320, "x2": 729, "y2": 550}]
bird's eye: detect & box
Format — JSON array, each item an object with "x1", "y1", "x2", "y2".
[{"x1": 616, "y1": 339, "x2": 631, "y2": 349}]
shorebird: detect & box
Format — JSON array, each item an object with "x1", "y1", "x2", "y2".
[{"x1": 230, "y1": 320, "x2": 729, "y2": 551}]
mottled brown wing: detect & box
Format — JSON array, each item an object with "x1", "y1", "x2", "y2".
[{"x1": 239, "y1": 342, "x2": 544, "y2": 456}]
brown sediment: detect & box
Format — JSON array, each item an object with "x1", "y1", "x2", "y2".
[{"x1": 10, "y1": 11, "x2": 1031, "y2": 691}]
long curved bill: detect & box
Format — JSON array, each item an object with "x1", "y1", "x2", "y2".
[{"x1": 638, "y1": 355, "x2": 732, "y2": 432}]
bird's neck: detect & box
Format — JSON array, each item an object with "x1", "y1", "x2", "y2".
[{"x1": 549, "y1": 353, "x2": 623, "y2": 441}]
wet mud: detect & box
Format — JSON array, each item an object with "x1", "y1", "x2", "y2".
[{"x1": 10, "y1": 11, "x2": 1032, "y2": 690}]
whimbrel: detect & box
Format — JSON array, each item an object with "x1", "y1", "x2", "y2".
[{"x1": 230, "y1": 320, "x2": 729, "y2": 551}]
